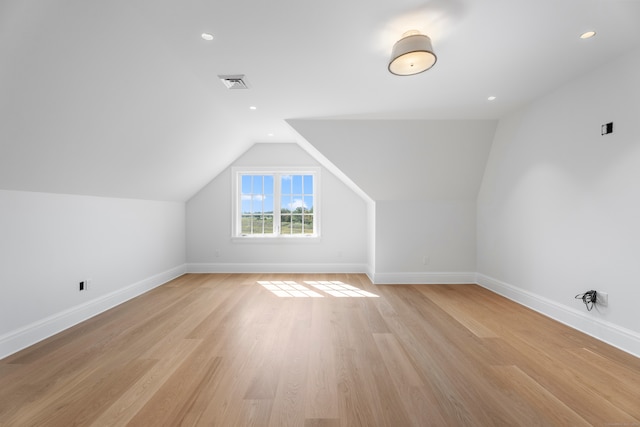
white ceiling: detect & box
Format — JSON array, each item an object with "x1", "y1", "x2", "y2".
[{"x1": 1, "y1": 0, "x2": 639, "y2": 201}]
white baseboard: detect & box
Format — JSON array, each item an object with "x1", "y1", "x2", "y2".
[
  {"x1": 5, "y1": 267, "x2": 637, "y2": 361},
  {"x1": 185, "y1": 262, "x2": 368, "y2": 274},
  {"x1": 0, "y1": 265, "x2": 186, "y2": 360},
  {"x1": 476, "y1": 273, "x2": 640, "y2": 358},
  {"x1": 372, "y1": 272, "x2": 477, "y2": 285},
  {"x1": 366, "y1": 265, "x2": 375, "y2": 285}
]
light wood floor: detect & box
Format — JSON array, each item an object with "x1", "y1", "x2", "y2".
[{"x1": 1, "y1": 274, "x2": 639, "y2": 426}]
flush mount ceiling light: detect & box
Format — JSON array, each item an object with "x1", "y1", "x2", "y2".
[
  {"x1": 201, "y1": 33, "x2": 214, "y2": 41},
  {"x1": 388, "y1": 30, "x2": 437, "y2": 76}
]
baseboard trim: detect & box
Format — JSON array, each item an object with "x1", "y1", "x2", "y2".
[
  {"x1": 185, "y1": 262, "x2": 368, "y2": 274},
  {"x1": 4, "y1": 267, "x2": 637, "y2": 360},
  {"x1": 476, "y1": 273, "x2": 640, "y2": 358},
  {"x1": 0, "y1": 264, "x2": 186, "y2": 360},
  {"x1": 372, "y1": 272, "x2": 477, "y2": 285},
  {"x1": 365, "y1": 265, "x2": 375, "y2": 285}
]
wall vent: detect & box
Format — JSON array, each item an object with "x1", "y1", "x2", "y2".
[{"x1": 218, "y1": 74, "x2": 249, "y2": 89}]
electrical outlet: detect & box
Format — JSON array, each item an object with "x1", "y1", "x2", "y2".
[
  {"x1": 597, "y1": 291, "x2": 608, "y2": 306},
  {"x1": 422, "y1": 256, "x2": 429, "y2": 265},
  {"x1": 601, "y1": 122, "x2": 613, "y2": 135}
]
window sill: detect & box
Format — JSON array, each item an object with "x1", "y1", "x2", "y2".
[{"x1": 231, "y1": 235, "x2": 321, "y2": 244}]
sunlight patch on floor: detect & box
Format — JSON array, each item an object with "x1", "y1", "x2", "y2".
[
  {"x1": 305, "y1": 281, "x2": 379, "y2": 298},
  {"x1": 258, "y1": 280, "x2": 379, "y2": 298},
  {"x1": 258, "y1": 281, "x2": 324, "y2": 298}
]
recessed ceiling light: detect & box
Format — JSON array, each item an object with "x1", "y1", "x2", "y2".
[
  {"x1": 249, "y1": 106, "x2": 257, "y2": 110},
  {"x1": 488, "y1": 96, "x2": 496, "y2": 101},
  {"x1": 201, "y1": 33, "x2": 214, "y2": 41},
  {"x1": 267, "y1": 133, "x2": 274, "y2": 137},
  {"x1": 580, "y1": 31, "x2": 596, "y2": 39}
]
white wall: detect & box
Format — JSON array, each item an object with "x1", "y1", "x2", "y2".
[
  {"x1": 0, "y1": 190, "x2": 186, "y2": 359},
  {"x1": 186, "y1": 143, "x2": 368, "y2": 272},
  {"x1": 289, "y1": 119, "x2": 496, "y2": 283},
  {"x1": 366, "y1": 199, "x2": 376, "y2": 280},
  {"x1": 374, "y1": 200, "x2": 477, "y2": 284},
  {"x1": 477, "y1": 47, "x2": 640, "y2": 356}
]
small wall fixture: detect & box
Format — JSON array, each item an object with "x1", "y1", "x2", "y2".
[{"x1": 388, "y1": 30, "x2": 437, "y2": 76}]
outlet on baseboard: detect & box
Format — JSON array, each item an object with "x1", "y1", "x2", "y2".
[{"x1": 597, "y1": 291, "x2": 608, "y2": 306}]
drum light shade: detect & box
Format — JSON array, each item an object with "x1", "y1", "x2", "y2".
[{"x1": 388, "y1": 30, "x2": 437, "y2": 76}]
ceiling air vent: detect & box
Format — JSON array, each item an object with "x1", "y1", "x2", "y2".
[{"x1": 218, "y1": 74, "x2": 249, "y2": 89}]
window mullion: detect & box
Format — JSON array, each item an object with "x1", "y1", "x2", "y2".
[
  {"x1": 251, "y1": 176, "x2": 255, "y2": 235},
  {"x1": 259, "y1": 175, "x2": 264, "y2": 235},
  {"x1": 274, "y1": 173, "x2": 281, "y2": 236},
  {"x1": 302, "y1": 175, "x2": 307, "y2": 235}
]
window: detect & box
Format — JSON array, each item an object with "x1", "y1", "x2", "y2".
[{"x1": 232, "y1": 168, "x2": 319, "y2": 238}]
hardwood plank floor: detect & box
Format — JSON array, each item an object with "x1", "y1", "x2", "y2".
[{"x1": 1, "y1": 273, "x2": 639, "y2": 426}]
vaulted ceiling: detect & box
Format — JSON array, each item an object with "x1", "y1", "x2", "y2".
[{"x1": 1, "y1": 0, "x2": 639, "y2": 201}]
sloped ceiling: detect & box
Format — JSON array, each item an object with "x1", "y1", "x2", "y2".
[
  {"x1": 1, "y1": 0, "x2": 639, "y2": 201},
  {"x1": 290, "y1": 119, "x2": 497, "y2": 201}
]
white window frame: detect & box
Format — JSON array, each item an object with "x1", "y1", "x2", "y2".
[{"x1": 231, "y1": 167, "x2": 321, "y2": 239}]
